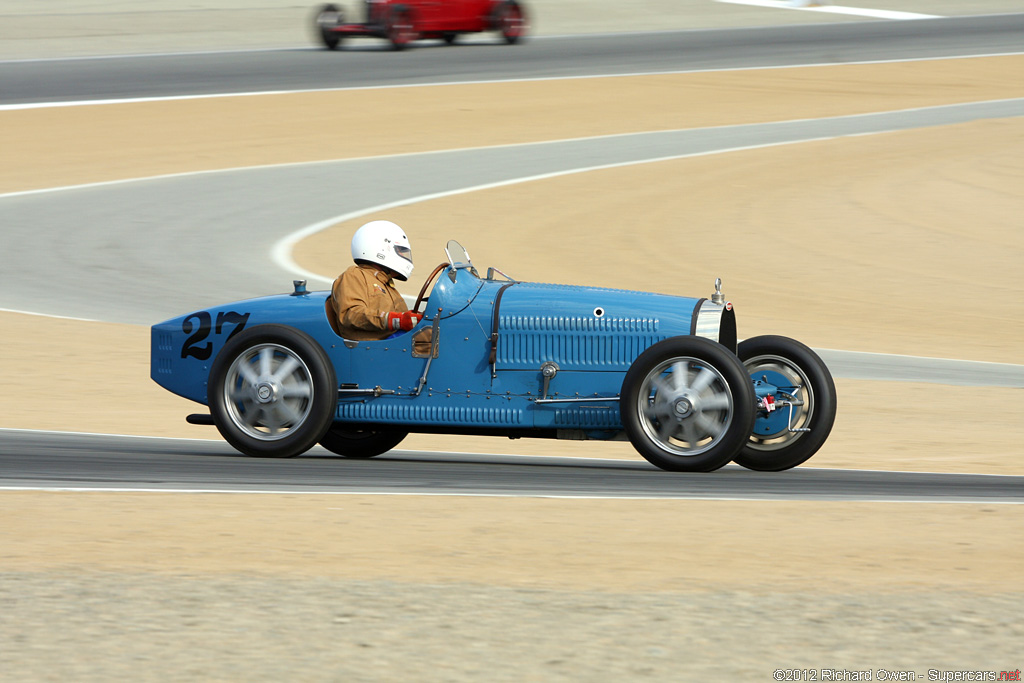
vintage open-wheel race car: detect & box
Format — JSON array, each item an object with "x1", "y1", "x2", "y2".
[
  {"x1": 312, "y1": 0, "x2": 527, "y2": 51},
  {"x1": 151, "y1": 240, "x2": 836, "y2": 472}
]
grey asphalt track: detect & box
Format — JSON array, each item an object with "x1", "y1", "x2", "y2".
[
  {"x1": 1, "y1": 429, "x2": 1022, "y2": 501},
  {"x1": 3, "y1": 14, "x2": 1023, "y2": 106}
]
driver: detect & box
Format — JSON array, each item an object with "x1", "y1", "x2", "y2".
[{"x1": 331, "y1": 220, "x2": 423, "y2": 340}]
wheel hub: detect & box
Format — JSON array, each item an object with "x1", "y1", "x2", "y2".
[
  {"x1": 255, "y1": 381, "x2": 277, "y2": 404},
  {"x1": 672, "y1": 395, "x2": 694, "y2": 420}
]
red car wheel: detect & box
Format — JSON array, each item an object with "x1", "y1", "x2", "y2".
[
  {"x1": 495, "y1": 1, "x2": 526, "y2": 44},
  {"x1": 388, "y1": 6, "x2": 417, "y2": 50}
]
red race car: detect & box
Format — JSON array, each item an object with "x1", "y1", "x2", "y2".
[{"x1": 313, "y1": 0, "x2": 528, "y2": 51}]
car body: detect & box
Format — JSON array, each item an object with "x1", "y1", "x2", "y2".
[
  {"x1": 151, "y1": 241, "x2": 836, "y2": 472},
  {"x1": 313, "y1": 0, "x2": 527, "y2": 50}
]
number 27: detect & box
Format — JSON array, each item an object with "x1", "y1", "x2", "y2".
[{"x1": 181, "y1": 311, "x2": 250, "y2": 360}]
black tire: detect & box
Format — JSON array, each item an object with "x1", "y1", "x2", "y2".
[
  {"x1": 734, "y1": 335, "x2": 837, "y2": 471},
  {"x1": 387, "y1": 6, "x2": 416, "y2": 50},
  {"x1": 621, "y1": 336, "x2": 756, "y2": 472},
  {"x1": 208, "y1": 324, "x2": 336, "y2": 458},
  {"x1": 314, "y1": 4, "x2": 343, "y2": 50},
  {"x1": 442, "y1": 32, "x2": 458, "y2": 45},
  {"x1": 319, "y1": 424, "x2": 408, "y2": 458},
  {"x1": 493, "y1": 0, "x2": 526, "y2": 44}
]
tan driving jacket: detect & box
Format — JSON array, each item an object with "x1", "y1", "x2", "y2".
[{"x1": 330, "y1": 264, "x2": 409, "y2": 341}]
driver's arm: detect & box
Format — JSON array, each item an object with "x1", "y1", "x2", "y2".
[{"x1": 332, "y1": 265, "x2": 411, "y2": 336}]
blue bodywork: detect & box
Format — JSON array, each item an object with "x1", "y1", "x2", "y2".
[{"x1": 151, "y1": 262, "x2": 737, "y2": 439}]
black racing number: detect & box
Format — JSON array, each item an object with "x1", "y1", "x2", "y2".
[
  {"x1": 215, "y1": 311, "x2": 250, "y2": 343},
  {"x1": 181, "y1": 312, "x2": 213, "y2": 360},
  {"x1": 180, "y1": 311, "x2": 250, "y2": 360}
]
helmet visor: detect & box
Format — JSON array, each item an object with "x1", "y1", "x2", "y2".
[{"x1": 394, "y1": 244, "x2": 413, "y2": 264}]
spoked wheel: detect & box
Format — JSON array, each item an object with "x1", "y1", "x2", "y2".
[
  {"x1": 387, "y1": 6, "x2": 417, "y2": 50},
  {"x1": 314, "y1": 4, "x2": 343, "y2": 50},
  {"x1": 493, "y1": 1, "x2": 526, "y2": 44},
  {"x1": 208, "y1": 325, "x2": 336, "y2": 458},
  {"x1": 319, "y1": 425, "x2": 408, "y2": 458},
  {"x1": 621, "y1": 336, "x2": 755, "y2": 472},
  {"x1": 734, "y1": 335, "x2": 837, "y2": 471}
]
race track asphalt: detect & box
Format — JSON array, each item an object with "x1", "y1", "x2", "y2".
[
  {"x1": 3, "y1": 15, "x2": 1023, "y2": 105},
  {"x1": 2, "y1": 429, "x2": 1023, "y2": 502}
]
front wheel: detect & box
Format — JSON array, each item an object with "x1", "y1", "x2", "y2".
[
  {"x1": 319, "y1": 425, "x2": 408, "y2": 458},
  {"x1": 734, "y1": 335, "x2": 837, "y2": 471},
  {"x1": 208, "y1": 325, "x2": 336, "y2": 458},
  {"x1": 621, "y1": 336, "x2": 755, "y2": 472},
  {"x1": 314, "y1": 4, "x2": 343, "y2": 50}
]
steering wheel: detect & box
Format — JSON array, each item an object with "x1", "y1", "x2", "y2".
[{"x1": 413, "y1": 262, "x2": 449, "y2": 313}]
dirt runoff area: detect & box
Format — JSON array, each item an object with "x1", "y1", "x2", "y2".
[
  {"x1": 2, "y1": 493, "x2": 1023, "y2": 680},
  {"x1": 1, "y1": 45, "x2": 1023, "y2": 680}
]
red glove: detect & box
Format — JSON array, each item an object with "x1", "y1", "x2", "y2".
[{"x1": 385, "y1": 310, "x2": 423, "y2": 331}]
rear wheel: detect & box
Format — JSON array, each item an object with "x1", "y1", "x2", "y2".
[
  {"x1": 387, "y1": 6, "x2": 416, "y2": 50},
  {"x1": 494, "y1": 1, "x2": 526, "y2": 44},
  {"x1": 319, "y1": 425, "x2": 408, "y2": 458},
  {"x1": 621, "y1": 337, "x2": 755, "y2": 472},
  {"x1": 314, "y1": 4, "x2": 343, "y2": 50},
  {"x1": 734, "y1": 335, "x2": 837, "y2": 471},
  {"x1": 208, "y1": 325, "x2": 336, "y2": 458}
]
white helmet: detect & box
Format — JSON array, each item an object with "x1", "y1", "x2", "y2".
[{"x1": 350, "y1": 220, "x2": 414, "y2": 281}]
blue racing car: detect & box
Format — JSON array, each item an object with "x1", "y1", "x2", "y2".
[{"x1": 151, "y1": 240, "x2": 836, "y2": 472}]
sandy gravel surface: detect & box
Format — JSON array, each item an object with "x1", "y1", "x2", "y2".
[
  {"x1": 5, "y1": 574, "x2": 1019, "y2": 681},
  {"x1": 7, "y1": 494, "x2": 1023, "y2": 590},
  {"x1": 2, "y1": 494, "x2": 1022, "y2": 680},
  {"x1": 2, "y1": 4, "x2": 1023, "y2": 679}
]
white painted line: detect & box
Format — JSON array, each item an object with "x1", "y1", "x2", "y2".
[
  {"x1": 716, "y1": 0, "x2": 941, "y2": 20},
  {"x1": 0, "y1": 486, "x2": 1019, "y2": 504},
  {"x1": 0, "y1": 90, "x2": 296, "y2": 112},
  {"x1": 7, "y1": 51, "x2": 1024, "y2": 113},
  {"x1": 0, "y1": 307, "x2": 99, "y2": 322}
]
